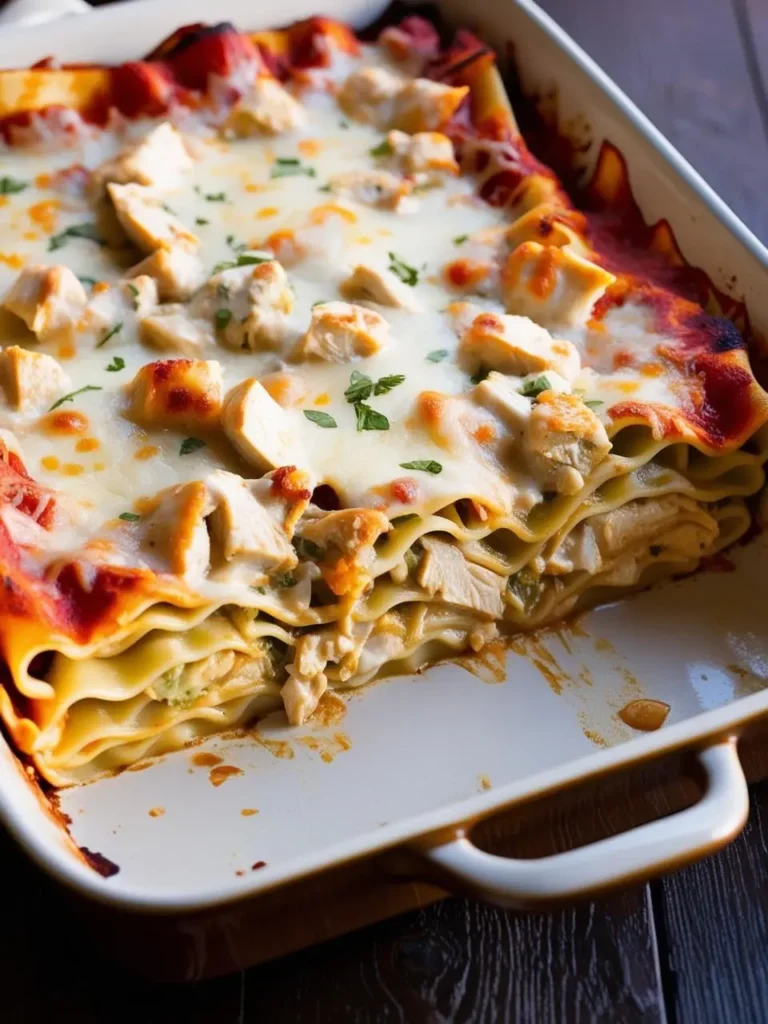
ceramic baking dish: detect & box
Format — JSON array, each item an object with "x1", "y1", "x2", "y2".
[{"x1": 1, "y1": 0, "x2": 768, "y2": 980}]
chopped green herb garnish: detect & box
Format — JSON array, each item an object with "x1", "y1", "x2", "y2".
[
  {"x1": 453, "y1": 234, "x2": 468, "y2": 246},
  {"x1": 217, "y1": 283, "x2": 230, "y2": 299},
  {"x1": 344, "y1": 370, "x2": 373, "y2": 405},
  {"x1": 294, "y1": 537, "x2": 324, "y2": 561},
  {"x1": 369, "y1": 139, "x2": 392, "y2": 157},
  {"x1": 195, "y1": 217, "x2": 210, "y2": 226},
  {"x1": 96, "y1": 321, "x2": 123, "y2": 348},
  {"x1": 126, "y1": 283, "x2": 140, "y2": 309},
  {"x1": 339, "y1": 119, "x2": 350, "y2": 130},
  {"x1": 215, "y1": 308, "x2": 233, "y2": 330},
  {"x1": 275, "y1": 573, "x2": 297, "y2": 588},
  {"x1": 374, "y1": 374, "x2": 405, "y2": 396},
  {"x1": 271, "y1": 157, "x2": 316, "y2": 179},
  {"x1": 303, "y1": 409, "x2": 337, "y2": 428},
  {"x1": 311, "y1": 299, "x2": 329, "y2": 308},
  {"x1": 584, "y1": 399, "x2": 604, "y2": 410},
  {"x1": 470, "y1": 367, "x2": 491, "y2": 386},
  {"x1": 400, "y1": 460, "x2": 442, "y2": 475},
  {"x1": 105, "y1": 356, "x2": 125, "y2": 372},
  {"x1": 161, "y1": 202, "x2": 176, "y2": 214},
  {"x1": 317, "y1": 183, "x2": 332, "y2": 193},
  {"x1": 77, "y1": 276, "x2": 97, "y2": 289},
  {"x1": 118, "y1": 512, "x2": 140, "y2": 522},
  {"x1": 48, "y1": 222, "x2": 104, "y2": 252},
  {"x1": 49, "y1": 385, "x2": 102, "y2": 412},
  {"x1": 519, "y1": 374, "x2": 552, "y2": 398},
  {"x1": 251, "y1": 585, "x2": 267, "y2": 594},
  {"x1": 507, "y1": 570, "x2": 540, "y2": 611},
  {"x1": 212, "y1": 253, "x2": 273, "y2": 275},
  {"x1": 179, "y1": 437, "x2": 206, "y2": 456},
  {"x1": 388, "y1": 252, "x2": 419, "y2": 287},
  {"x1": 204, "y1": 191, "x2": 227, "y2": 202},
  {"x1": 426, "y1": 349, "x2": 449, "y2": 363},
  {"x1": 355, "y1": 403, "x2": 389, "y2": 431},
  {"x1": 0, "y1": 176, "x2": 27, "y2": 195},
  {"x1": 225, "y1": 234, "x2": 247, "y2": 254}
]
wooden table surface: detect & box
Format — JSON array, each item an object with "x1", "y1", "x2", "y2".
[{"x1": 2, "y1": 0, "x2": 768, "y2": 1021}]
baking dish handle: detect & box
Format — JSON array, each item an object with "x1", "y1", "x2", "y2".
[
  {"x1": 416, "y1": 738, "x2": 748, "y2": 907},
  {"x1": 0, "y1": 0, "x2": 90, "y2": 28}
]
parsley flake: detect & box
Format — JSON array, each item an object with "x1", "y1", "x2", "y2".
[
  {"x1": 388, "y1": 252, "x2": 418, "y2": 287},
  {"x1": 96, "y1": 321, "x2": 123, "y2": 348},
  {"x1": 275, "y1": 573, "x2": 297, "y2": 588},
  {"x1": 369, "y1": 139, "x2": 392, "y2": 157},
  {"x1": 584, "y1": 399, "x2": 604, "y2": 410},
  {"x1": 426, "y1": 349, "x2": 449, "y2": 363},
  {"x1": 49, "y1": 385, "x2": 102, "y2": 412},
  {"x1": 344, "y1": 370, "x2": 373, "y2": 405},
  {"x1": 179, "y1": 437, "x2": 206, "y2": 456},
  {"x1": 303, "y1": 409, "x2": 337, "y2": 429},
  {"x1": 400, "y1": 460, "x2": 442, "y2": 475},
  {"x1": 195, "y1": 217, "x2": 210, "y2": 226},
  {"x1": 0, "y1": 176, "x2": 27, "y2": 195},
  {"x1": 453, "y1": 234, "x2": 468, "y2": 246},
  {"x1": 105, "y1": 356, "x2": 125, "y2": 372},
  {"x1": 204, "y1": 191, "x2": 227, "y2": 202},
  {"x1": 215, "y1": 308, "x2": 233, "y2": 330},
  {"x1": 271, "y1": 157, "x2": 316, "y2": 179},
  {"x1": 48, "y1": 222, "x2": 104, "y2": 252},
  {"x1": 355, "y1": 403, "x2": 389, "y2": 432},
  {"x1": 374, "y1": 374, "x2": 405, "y2": 396},
  {"x1": 519, "y1": 374, "x2": 552, "y2": 398},
  {"x1": 118, "y1": 512, "x2": 140, "y2": 522},
  {"x1": 470, "y1": 367, "x2": 491, "y2": 386},
  {"x1": 212, "y1": 253, "x2": 273, "y2": 275},
  {"x1": 77, "y1": 275, "x2": 97, "y2": 289},
  {"x1": 294, "y1": 536, "x2": 324, "y2": 561}
]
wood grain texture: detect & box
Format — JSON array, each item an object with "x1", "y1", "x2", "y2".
[
  {"x1": 656, "y1": 780, "x2": 768, "y2": 1024},
  {"x1": 537, "y1": 0, "x2": 768, "y2": 243}
]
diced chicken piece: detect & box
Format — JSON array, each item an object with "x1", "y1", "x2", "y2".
[
  {"x1": 472, "y1": 372, "x2": 531, "y2": 432},
  {"x1": 592, "y1": 497, "x2": 709, "y2": 559},
  {"x1": 458, "y1": 311, "x2": 581, "y2": 382},
  {"x1": 385, "y1": 129, "x2": 458, "y2": 175},
  {"x1": 545, "y1": 521, "x2": 602, "y2": 576},
  {"x1": 139, "y1": 307, "x2": 213, "y2": 355},
  {"x1": 500, "y1": 242, "x2": 615, "y2": 327},
  {"x1": 196, "y1": 260, "x2": 293, "y2": 351},
  {"x1": 221, "y1": 378, "x2": 307, "y2": 474},
  {"x1": 503, "y1": 203, "x2": 588, "y2": 256},
  {"x1": 107, "y1": 183, "x2": 199, "y2": 254},
  {"x1": 390, "y1": 79, "x2": 469, "y2": 133},
  {"x1": 221, "y1": 77, "x2": 305, "y2": 137},
  {"x1": 126, "y1": 359, "x2": 223, "y2": 431},
  {"x1": 415, "y1": 535, "x2": 505, "y2": 618},
  {"x1": 300, "y1": 507, "x2": 391, "y2": 598},
  {"x1": 339, "y1": 263, "x2": 422, "y2": 311},
  {"x1": 91, "y1": 123, "x2": 193, "y2": 194},
  {"x1": 205, "y1": 469, "x2": 297, "y2": 577},
  {"x1": 0, "y1": 346, "x2": 70, "y2": 411},
  {"x1": 337, "y1": 66, "x2": 402, "y2": 126},
  {"x1": 282, "y1": 633, "x2": 329, "y2": 725},
  {"x1": 328, "y1": 169, "x2": 414, "y2": 210},
  {"x1": 127, "y1": 248, "x2": 206, "y2": 302},
  {"x1": 122, "y1": 275, "x2": 158, "y2": 317},
  {"x1": 2, "y1": 264, "x2": 87, "y2": 341},
  {"x1": 254, "y1": 466, "x2": 313, "y2": 535},
  {"x1": 525, "y1": 390, "x2": 612, "y2": 495},
  {"x1": 140, "y1": 480, "x2": 212, "y2": 579},
  {"x1": 291, "y1": 301, "x2": 389, "y2": 363}
]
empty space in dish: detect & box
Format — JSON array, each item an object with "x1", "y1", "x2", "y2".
[{"x1": 57, "y1": 531, "x2": 768, "y2": 897}]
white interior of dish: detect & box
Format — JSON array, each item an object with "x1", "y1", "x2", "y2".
[{"x1": 0, "y1": 0, "x2": 767, "y2": 909}]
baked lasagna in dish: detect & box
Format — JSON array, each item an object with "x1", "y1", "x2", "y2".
[{"x1": 0, "y1": 15, "x2": 765, "y2": 785}]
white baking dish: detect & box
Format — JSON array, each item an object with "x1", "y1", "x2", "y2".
[{"x1": 1, "y1": 0, "x2": 767, "y2": 976}]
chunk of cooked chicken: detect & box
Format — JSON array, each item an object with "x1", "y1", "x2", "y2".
[
  {"x1": 2, "y1": 264, "x2": 87, "y2": 341},
  {"x1": 195, "y1": 259, "x2": 293, "y2": 351},
  {"x1": 122, "y1": 274, "x2": 158, "y2": 317},
  {"x1": 139, "y1": 307, "x2": 213, "y2": 355},
  {"x1": 221, "y1": 377, "x2": 307, "y2": 474},
  {"x1": 140, "y1": 480, "x2": 212, "y2": 579},
  {"x1": 0, "y1": 346, "x2": 70, "y2": 411},
  {"x1": 339, "y1": 263, "x2": 422, "y2": 311},
  {"x1": 291, "y1": 301, "x2": 389, "y2": 363},
  {"x1": 471, "y1": 371, "x2": 531, "y2": 433},
  {"x1": 502, "y1": 203, "x2": 589, "y2": 257},
  {"x1": 126, "y1": 359, "x2": 223, "y2": 431},
  {"x1": 221, "y1": 76, "x2": 305, "y2": 136},
  {"x1": 300, "y1": 507, "x2": 391, "y2": 598},
  {"x1": 91, "y1": 123, "x2": 193, "y2": 194},
  {"x1": 458, "y1": 311, "x2": 580, "y2": 382},
  {"x1": 384, "y1": 129, "x2": 459, "y2": 175},
  {"x1": 107, "y1": 183, "x2": 199, "y2": 253},
  {"x1": 205, "y1": 469, "x2": 297, "y2": 578},
  {"x1": 337, "y1": 66, "x2": 402, "y2": 125},
  {"x1": 390, "y1": 79, "x2": 469, "y2": 133},
  {"x1": 415, "y1": 535, "x2": 505, "y2": 618},
  {"x1": 525, "y1": 390, "x2": 612, "y2": 495},
  {"x1": 328, "y1": 169, "x2": 414, "y2": 210},
  {"x1": 500, "y1": 242, "x2": 616, "y2": 327},
  {"x1": 282, "y1": 632, "x2": 329, "y2": 725},
  {"x1": 127, "y1": 247, "x2": 206, "y2": 302}
]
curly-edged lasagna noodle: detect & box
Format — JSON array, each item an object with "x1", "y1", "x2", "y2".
[{"x1": 0, "y1": 16, "x2": 765, "y2": 785}]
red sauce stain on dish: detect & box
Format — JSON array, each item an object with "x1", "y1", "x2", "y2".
[
  {"x1": 309, "y1": 690, "x2": 346, "y2": 726},
  {"x1": 252, "y1": 734, "x2": 295, "y2": 759},
  {"x1": 508, "y1": 634, "x2": 570, "y2": 694},
  {"x1": 191, "y1": 752, "x2": 222, "y2": 768},
  {"x1": 241, "y1": 808, "x2": 259, "y2": 817},
  {"x1": 699, "y1": 552, "x2": 736, "y2": 573},
  {"x1": 251, "y1": 860, "x2": 267, "y2": 871},
  {"x1": 619, "y1": 699, "x2": 670, "y2": 732},
  {"x1": 80, "y1": 846, "x2": 120, "y2": 877},
  {"x1": 209, "y1": 765, "x2": 244, "y2": 787},
  {"x1": 454, "y1": 638, "x2": 507, "y2": 683},
  {"x1": 148, "y1": 806, "x2": 165, "y2": 818}
]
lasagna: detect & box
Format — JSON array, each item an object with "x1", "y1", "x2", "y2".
[{"x1": 0, "y1": 16, "x2": 765, "y2": 785}]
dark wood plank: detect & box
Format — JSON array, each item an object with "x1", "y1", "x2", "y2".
[
  {"x1": 656, "y1": 778, "x2": 768, "y2": 1024},
  {"x1": 537, "y1": 0, "x2": 768, "y2": 243}
]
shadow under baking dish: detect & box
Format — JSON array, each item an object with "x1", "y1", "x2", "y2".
[{"x1": 57, "y1": 530, "x2": 768, "y2": 898}]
